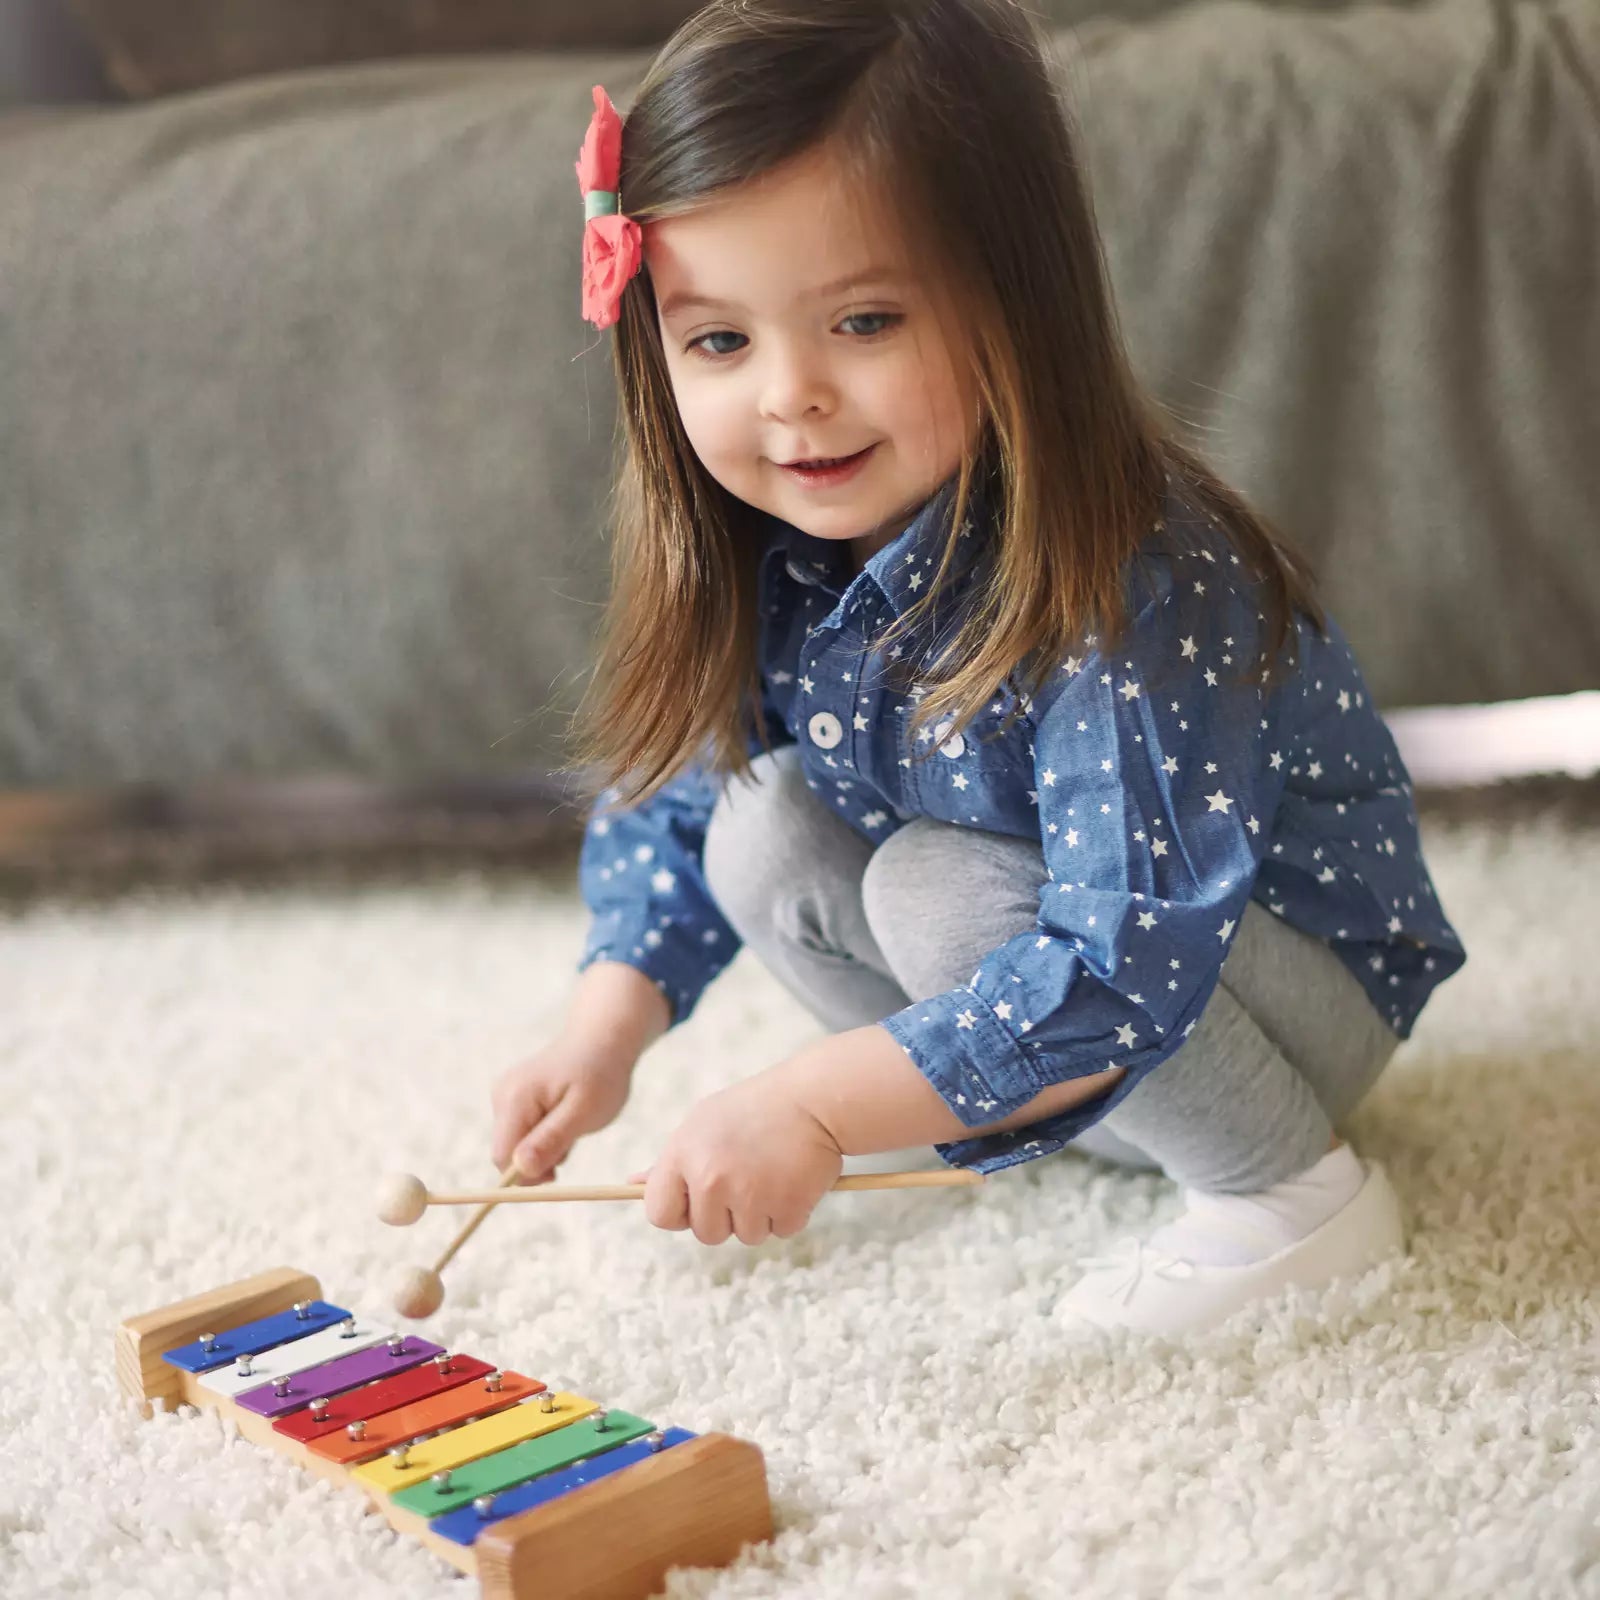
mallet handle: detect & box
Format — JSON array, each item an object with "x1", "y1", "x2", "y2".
[
  {"x1": 425, "y1": 1170, "x2": 982, "y2": 1206},
  {"x1": 431, "y1": 1164, "x2": 520, "y2": 1274}
]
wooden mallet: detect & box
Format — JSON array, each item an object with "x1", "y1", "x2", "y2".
[
  {"x1": 380, "y1": 1164, "x2": 521, "y2": 1320},
  {"x1": 377, "y1": 1166, "x2": 984, "y2": 1318}
]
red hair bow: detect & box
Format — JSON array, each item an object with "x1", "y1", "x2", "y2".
[{"x1": 574, "y1": 84, "x2": 643, "y2": 331}]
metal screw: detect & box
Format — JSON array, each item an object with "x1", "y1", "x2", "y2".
[
  {"x1": 339, "y1": 1317, "x2": 358, "y2": 1338},
  {"x1": 484, "y1": 1371, "x2": 503, "y2": 1392},
  {"x1": 388, "y1": 1444, "x2": 410, "y2": 1468},
  {"x1": 310, "y1": 1398, "x2": 330, "y2": 1422},
  {"x1": 473, "y1": 1494, "x2": 497, "y2": 1519},
  {"x1": 293, "y1": 1300, "x2": 312, "y2": 1320},
  {"x1": 347, "y1": 1419, "x2": 367, "y2": 1441},
  {"x1": 199, "y1": 1332, "x2": 217, "y2": 1353},
  {"x1": 432, "y1": 1470, "x2": 453, "y2": 1493},
  {"x1": 235, "y1": 1354, "x2": 255, "y2": 1377},
  {"x1": 273, "y1": 1375, "x2": 292, "y2": 1397},
  {"x1": 387, "y1": 1335, "x2": 405, "y2": 1356}
]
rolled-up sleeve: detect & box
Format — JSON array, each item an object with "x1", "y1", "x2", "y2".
[{"x1": 876, "y1": 547, "x2": 1291, "y2": 1172}]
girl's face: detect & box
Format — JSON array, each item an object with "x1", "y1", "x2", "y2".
[{"x1": 647, "y1": 142, "x2": 981, "y2": 565}]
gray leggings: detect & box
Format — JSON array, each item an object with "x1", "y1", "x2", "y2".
[{"x1": 702, "y1": 744, "x2": 1402, "y2": 1194}]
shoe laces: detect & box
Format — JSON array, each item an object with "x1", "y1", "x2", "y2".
[{"x1": 1076, "y1": 1237, "x2": 1197, "y2": 1306}]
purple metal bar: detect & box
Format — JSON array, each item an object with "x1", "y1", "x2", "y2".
[{"x1": 235, "y1": 1335, "x2": 446, "y2": 1419}]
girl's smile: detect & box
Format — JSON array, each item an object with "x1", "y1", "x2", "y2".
[{"x1": 776, "y1": 442, "x2": 879, "y2": 488}]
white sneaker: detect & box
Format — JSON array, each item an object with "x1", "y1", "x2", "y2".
[{"x1": 1054, "y1": 1157, "x2": 1406, "y2": 1337}]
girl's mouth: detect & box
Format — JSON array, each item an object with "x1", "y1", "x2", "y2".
[{"x1": 778, "y1": 444, "x2": 877, "y2": 487}]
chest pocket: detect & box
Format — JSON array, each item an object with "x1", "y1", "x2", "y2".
[{"x1": 905, "y1": 693, "x2": 1038, "y2": 831}]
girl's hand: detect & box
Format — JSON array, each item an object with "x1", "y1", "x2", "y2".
[
  {"x1": 628, "y1": 1075, "x2": 844, "y2": 1246},
  {"x1": 489, "y1": 1035, "x2": 636, "y2": 1184}
]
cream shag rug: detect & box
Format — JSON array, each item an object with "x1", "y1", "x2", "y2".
[{"x1": 3, "y1": 795, "x2": 1598, "y2": 1600}]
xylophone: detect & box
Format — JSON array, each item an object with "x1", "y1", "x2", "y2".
[{"x1": 116, "y1": 1266, "x2": 773, "y2": 1600}]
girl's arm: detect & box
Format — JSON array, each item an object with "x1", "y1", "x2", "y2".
[{"x1": 766, "y1": 1024, "x2": 1125, "y2": 1153}]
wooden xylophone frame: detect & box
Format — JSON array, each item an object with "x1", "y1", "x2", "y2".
[{"x1": 116, "y1": 1266, "x2": 774, "y2": 1600}]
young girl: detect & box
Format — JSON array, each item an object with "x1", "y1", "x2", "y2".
[{"x1": 488, "y1": 0, "x2": 1466, "y2": 1335}]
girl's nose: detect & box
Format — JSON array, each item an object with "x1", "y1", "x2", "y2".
[{"x1": 758, "y1": 344, "x2": 837, "y2": 423}]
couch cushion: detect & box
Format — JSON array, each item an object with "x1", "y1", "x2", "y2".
[{"x1": 1068, "y1": 0, "x2": 1600, "y2": 713}]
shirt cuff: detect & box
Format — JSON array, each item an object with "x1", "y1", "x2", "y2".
[
  {"x1": 876, "y1": 986, "x2": 1049, "y2": 1127},
  {"x1": 577, "y1": 912, "x2": 731, "y2": 1030},
  {"x1": 878, "y1": 984, "x2": 1164, "y2": 1175},
  {"x1": 931, "y1": 1068, "x2": 1149, "y2": 1174}
]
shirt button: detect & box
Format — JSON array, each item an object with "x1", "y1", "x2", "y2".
[
  {"x1": 934, "y1": 720, "x2": 965, "y2": 758},
  {"x1": 808, "y1": 711, "x2": 844, "y2": 749}
]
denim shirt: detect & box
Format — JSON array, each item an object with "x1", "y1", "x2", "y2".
[{"x1": 577, "y1": 472, "x2": 1466, "y2": 1174}]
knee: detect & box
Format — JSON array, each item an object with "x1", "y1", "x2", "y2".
[{"x1": 860, "y1": 819, "x2": 1042, "y2": 997}]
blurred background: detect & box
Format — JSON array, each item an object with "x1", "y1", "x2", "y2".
[{"x1": 1, "y1": 0, "x2": 1596, "y2": 881}]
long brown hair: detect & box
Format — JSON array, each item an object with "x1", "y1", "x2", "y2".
[{"x1": 563, "y1": 0, "x2": 1325, "y2": 813}]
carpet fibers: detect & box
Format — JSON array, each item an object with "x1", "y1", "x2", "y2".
[{"x1": 2, "y1": 796, "x2": 1598, "y2": 1599}]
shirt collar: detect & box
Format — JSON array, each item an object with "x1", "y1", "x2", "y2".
[{"x1": 758, "y1": 467, "x2": 997, "y2": 620}]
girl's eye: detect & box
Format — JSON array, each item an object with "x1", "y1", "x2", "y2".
[
  {"x1": 839, "y1": 311, "x2": 901, "y2": 339},
  {"x1": 687, "y1": 330, "x2": 747, "y2": 360},
  {"x1": 684, "y1": 311, "x2": 903, "y2": 363}
]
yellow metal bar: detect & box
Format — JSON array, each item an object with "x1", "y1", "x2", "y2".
[{"x1": 351, "y1": 1392, "x2": 598, "y2": 1495}]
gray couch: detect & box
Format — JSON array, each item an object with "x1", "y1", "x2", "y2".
[{"x1": 2, "y1": 0, "x2": 1597, "y2": 794}]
